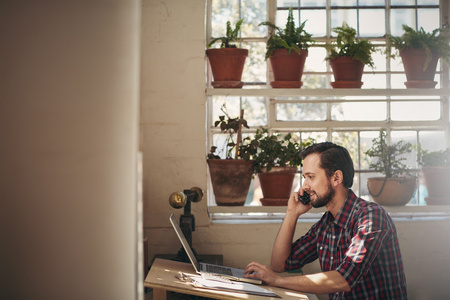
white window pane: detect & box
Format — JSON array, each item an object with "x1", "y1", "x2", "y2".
[
  {"x1": 418, "y1": 8, "x2": 440, "y2": 32},
  {"x1": 391, "y1": 130, "x2": 417, "y2": 168},
  {"x1": 278, "y1": 0, "x2": 299, "y2": 7},
  {"x1": 211, "y1": 2, "x2": 240, "y2": 38},
  {"x1": 279, "y1": 0, "x2": 327, "y2": 7},
  {"x1": 276, "y1": 10, "x2": 290, "y2": 28},
  {"x1": 242, "y1": 0, "x2": 268, "y2": 37},
  {"x1": 332, "y1": 131, "x2": 360, "y2": 166},
  {"x1": 372, "y1": 48, "x2": 386, "y2": 72},
  {"x1": 360, "y1": 130, "x2": 380, "y2": 166},
  {"x1": 304, "y1": 47, "x2": 327, "y2": 72},
  {"x1": 331, "y1": 0, "x2": 356, "y2": 5},
  {"x1": 212, "y1": 1, "x2": 268, "y2": 39},
  {"x1": 391, "y1": 0, "x2": 416, "y2": 5},
  {"x1": 361, "y1": 73, "x2": 386, "y2": 89},
  {"x1": 212, "y1": 96, "x2": 267, "y2": 127},
  {"x1": 419, "y1": 131, "x2": 446, "y2": 152},
  {"x1": 302, "y1": 10, "x2": 326, "y2": 36},
  {"x1": 391, "y1": 131, "x2": 416, "y2": 148},
  {"x1": 303, "y1": 75, "x2": 328, "y2": 89},
  {"x1": 391, "y1": 74, "x2": 407, "y2": 88},
  {"x1": 242, "y1": 97, "x2": 267, "y2": 126},
  {"x1": 276, "y1": 103, "x2": 327, "y2": 121},
  {"x1": 417, "y1": 130, "x2": 445, "y2": 205},
  {"x1": 391, "y1": 0, "x2": 439, "y2": 5},
  {"x1": 211, "y1": 133, "x2": 234, "y2": 158},
  {"x1": 360, "y1": 10, "x2": 385, "y2": 37},
  {"x1": 301, "y1": 131, "x2": 327, "y2": 143},
  {"x1": 241, "y1": 42, "x2": 266, "y2": 83},
  {"x1": 359, "y1": 0, "x2": 385, "y2": 5},
  {"x1": 212, "y1": 96, "x2": 241, "y2": 123},
  {"x1": 390, "y1": 9, "x2": 416, "y2": 36},
  {"x1": 417, "y1": 0, "x2": 439, "y2": 4},
  {"x1": 331, "y1": 10, "x2": 357, "y2": 32},
  {"x1": 245, "y1": 178, "x2": 260, "y2": 205},
  {"x1": 391, "y1": 101, "x2": 441, "y2": 121},
  {"x1": 331, "y1": 102, "x2": 386, "y2": 121},
  {"x1": 301, "y1": 0, "x2": 326, "y2": 6},
  {"x1": 390, "y1": 56, "x2": 404, "y2": 72}
]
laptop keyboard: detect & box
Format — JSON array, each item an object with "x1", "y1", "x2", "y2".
[{"x1": 205, "y1": 264, "x2": 233, "y2": 276}]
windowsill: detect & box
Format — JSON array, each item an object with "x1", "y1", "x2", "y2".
[
  {"x1": 208, "y1": 205, "x2": 450, "y2": 223},
  {"x1": 206, "y1": 88, "x2": 450, "y2": 97}
]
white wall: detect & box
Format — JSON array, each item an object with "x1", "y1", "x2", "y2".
[
  {"x1": 0, "y1": 1, "x2": 141, "y2": 299},
  {"x1": 142, "y1": 1, "x2": 450, "y2": 299}
]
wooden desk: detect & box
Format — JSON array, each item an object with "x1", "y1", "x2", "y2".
[{"x1": 145, "y1": 258, "x2": 317, "y2": 300}]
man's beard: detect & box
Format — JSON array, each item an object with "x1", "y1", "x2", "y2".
[{"x1": 311, "y1": 180, "x2": 335, "y2": 208}]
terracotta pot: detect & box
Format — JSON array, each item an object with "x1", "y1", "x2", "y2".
[
  {"x1": 399, "y1": 48, "x2": 439, "y2": 88},
  {"x1": 367, "y1": 177, "x2": 416, "y2": 206},
  {"x1": 207, "y1": 159, "x2": 253, "y2": 206},
  {"x1": 421, "y1": 166, "x2": 450, "y2": 205},
  {"x1": 269, "y1": 49, "x2": 308, "y2": 88},
  {"x1": 329, "y1": 56, "x2": 364, "y2": 88},
  {"x1": 258, "y1": 166, "x2": 297, "y2": 205},
  {"x1": 206, "y1": 48, "x2": 248, "y2": 88},
  {"x1": 260, "y1": 198, "x2": 289, "y2": 206}
]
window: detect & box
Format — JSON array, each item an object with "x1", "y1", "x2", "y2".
[{"x1": 206, "y1": 0, "x2": 450, "y2": 219}]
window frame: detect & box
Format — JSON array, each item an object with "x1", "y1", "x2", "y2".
[{"x1": 206, "y1": 0, "x2": 450, "y2": 221}]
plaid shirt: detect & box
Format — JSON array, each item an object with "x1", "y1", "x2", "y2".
[{"x1": 285, "y1": 190, "x2": 407, "y2": 299}]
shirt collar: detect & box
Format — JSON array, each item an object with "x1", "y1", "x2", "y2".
[{"x1": 326, "y1": 189, "x2": 357, "y2": 229}]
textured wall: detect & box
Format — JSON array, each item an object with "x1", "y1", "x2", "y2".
[{"x1": 140, "y1": 0, "x2": 209, "y2": 228}]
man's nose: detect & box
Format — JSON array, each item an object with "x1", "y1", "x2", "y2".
[{"x1": 301, "y1": 180, "x2": 309, "y2": 190}]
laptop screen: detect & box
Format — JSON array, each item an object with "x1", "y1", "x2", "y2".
[{"x1": 169, "y1": 214, "x2": 201, "y2": 272}]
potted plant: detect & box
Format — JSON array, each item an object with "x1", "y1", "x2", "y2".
[
  {"x1": 417, "y1": 146, "x2": 450, "y2": 205},
  {"x1": 365, "y1": 129, "x2": 416, "y2": 206},
  {"x1": 259, "y1": 7, "x2": 314, "y2": 88},
  {"x1": 325, "y1": 22, "x2": 377, "y2": 88},
  {"x1": 206, "y1": 19, "x2": 248, "y2": 88},
  {"x1": 251, "y1": 128, "x2": 314, "y2": 206},
  {"x1": 387, "y1": 24, "x2": 450, "y2": 88},
  {"x1": 207, "y1": 106, "x2": 257, "y2": 206}
]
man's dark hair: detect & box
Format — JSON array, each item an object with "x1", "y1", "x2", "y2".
[{"x1": 300, "y1": 142, "x2": 354, "y2": 188}]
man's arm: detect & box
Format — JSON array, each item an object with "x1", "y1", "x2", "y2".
[
  {"x1": 270, "y1": 211, "x2": 299, "y2": 272},
  {"x1": 277, "y1": 270, "x2": 351, "y2": 294},
  {"x1": 245, "y1": 262, "x2": 351, "y2": 294},
  {"x1": 270, "y1": 191, "x2": 312, "y2": 272}
]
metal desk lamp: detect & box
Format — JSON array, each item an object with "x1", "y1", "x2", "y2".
[{"x1": 169, "y1": 187, "x2": 203, "y2": 262}]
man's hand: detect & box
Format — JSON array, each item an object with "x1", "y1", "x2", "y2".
[
  {"x1": 287, "y1": 190, "x2": 312, "y2": 217},
  {"x1": 244, "y1": 262, "x2": 280, "y2": 286},
  {"x1": 245, "y1": 262, "x2": 351, "y2": 294}
]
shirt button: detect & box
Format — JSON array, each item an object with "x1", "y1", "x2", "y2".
[
  {"x1": 320, "y1": 246, "x2": 323, "y2": 250},
  {"x1": 331, "y1": 257, "x2": 333, "y2": 260}
]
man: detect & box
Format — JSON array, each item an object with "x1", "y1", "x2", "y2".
[{"x1": 244, "y1": 142, "x2": 407, "y2": 299}]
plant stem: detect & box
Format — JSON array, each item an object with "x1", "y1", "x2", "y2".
[{"x1": 235, "y1": 109, "x2": 244, "y2": 159}]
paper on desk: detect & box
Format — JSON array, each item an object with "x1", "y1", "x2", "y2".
[{"x1": 188, "y1": 274, "x2": 279, "y2": 297}]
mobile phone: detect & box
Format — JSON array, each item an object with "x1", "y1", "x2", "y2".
[{"x1": 298, "y1": 192, "x2": 310, "y2": 205}]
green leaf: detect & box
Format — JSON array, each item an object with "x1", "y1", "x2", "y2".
[{"x1": 259, "y1": 7, "x2": 314, "y2": 60}]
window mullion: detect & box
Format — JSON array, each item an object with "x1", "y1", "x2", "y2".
[{"x1": 386, "y1": 0, "x2": 392, "y2": 89}]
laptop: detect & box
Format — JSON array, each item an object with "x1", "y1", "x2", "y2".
[{"x1": 169, "y1": 214, "x2": 262, "y2": 285}]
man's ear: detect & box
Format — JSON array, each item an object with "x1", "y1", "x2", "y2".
[{"x1": 333, "y1": 170, "x2": 344, "y2": 186}]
